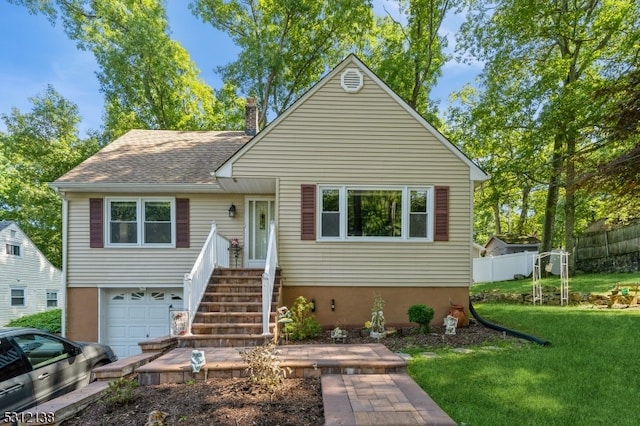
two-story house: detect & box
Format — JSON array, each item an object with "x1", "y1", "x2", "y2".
[{"x1": 0, "y1": 220, "x2": 63, "y2": 326}]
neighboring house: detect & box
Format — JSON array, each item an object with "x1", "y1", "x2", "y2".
[
  {"x1": 0, "y1": 220, "x2": 63, "y2": 326},
  {"x1": 51, "y1": 55, "x2": 487, "y2": 356},
  {"x1": 472, "y1": 243, "x2": 486, "y2": 258},
  {"x1": 484, "y1": 234, "x2": 540, "y2": 256}
]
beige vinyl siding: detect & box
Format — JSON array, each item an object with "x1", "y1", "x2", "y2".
[
  {"x1": 65, "y1": 193, "x2": 246, "y2": 288},
  {"x1": 273, "y1": 182, "x2": 472, "y2": 288},
  {"x1": 231, "y1": 67, "x2": 474, "y2": 288},
  {"x1": 0, "y1": 224, "x2": 63, "y2": 325}
]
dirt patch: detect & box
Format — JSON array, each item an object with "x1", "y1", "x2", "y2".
[
  {"x1": 63, "y1": 377, "x2": 322, "y2": 426},
  {"x1": 62, "y1": 322, "x2": 516, "y2": 426}
]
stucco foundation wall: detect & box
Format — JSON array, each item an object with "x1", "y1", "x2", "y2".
[
  {"x1": 65, "y1": 287, "x2": 98, "y2": 342},
  {"x1": 281, "y1": 285, "x2": 469, "y2": 329}
]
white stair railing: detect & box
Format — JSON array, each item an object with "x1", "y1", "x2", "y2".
[
  {"x1": 261, "y1": 221, "x2": 278, "y2": 335},
  {"x1": 183, "y1": 222, "x2": 230, "y2": 334}
]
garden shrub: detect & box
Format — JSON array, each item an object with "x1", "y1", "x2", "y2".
[
  {"x1": 101, "y1": 377, "x2": 138, "y2": 407},
  {"x1": 408, "y1": 304, "x2": 434, "y2": 333},
  {"x1": 287, "y1": 296, "x2": 321, "y2": 340},
  {"x1": 241, "y1": 343, "x2": 291, "y2": 392},
  {"x1": 5, "y1": 309, "x2": 62, "y2": 333}
]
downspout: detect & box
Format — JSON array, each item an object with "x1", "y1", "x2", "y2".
[
  {"x1": 468, "y1": 301, "x2": 551, "y2": 346},
  {"x1": 60, "y1": 193, "x2": 68, "y2": 338}
]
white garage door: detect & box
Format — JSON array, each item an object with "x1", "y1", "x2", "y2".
[{"x1": 103, "y1": 288, "x2": 183, "y2": 359}]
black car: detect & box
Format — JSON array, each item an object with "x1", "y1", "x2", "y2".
[{"x1": 0, "y1": 327, "x2": 117, "y2": 413}]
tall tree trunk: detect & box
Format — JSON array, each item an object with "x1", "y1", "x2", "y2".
[
  {"x1": 515, "y1": 186, "x2": 531, "y2": 236},
  {"x1": 561, "y1": 48, "x2": 580, "y2": 276},
  {"x1": 541, "y1": 133, "x2": 565, "y2": 259},
  {"x1": 492, "y1": 202, "x2": 502, "y2": 235},
  {"x1": 564, "y1": 136, "x2": 576, "y2": 275}
]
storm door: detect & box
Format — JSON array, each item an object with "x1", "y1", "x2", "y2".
[{"x1": 245, "y1": 198, "x2": 275, "y2": 268}]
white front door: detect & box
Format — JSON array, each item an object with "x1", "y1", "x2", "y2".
[
  {"x1": 102, "y1": 288, "x2": 183, "y2": 359},
  {"x1": 245, "y1": 198, "x2": 275, "y2": 268}
]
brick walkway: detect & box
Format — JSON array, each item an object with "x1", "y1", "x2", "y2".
[
  {"x1": 322, "y1": 374, "x2": 456, "y2": 426},
  {"x1": 26, "y1": 344, "x2": 457, "y2": 426},
  {"x1": 136, "y1": 344, "x2": 408, "y2": 384}
]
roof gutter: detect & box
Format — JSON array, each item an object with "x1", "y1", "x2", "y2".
[{"x1": 48, "y1": 182, "x2": 225, "y2": 194}]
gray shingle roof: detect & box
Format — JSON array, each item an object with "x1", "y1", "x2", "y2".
[
  {"x1": 54, "y1": 130, "x2": 250, "y2": 185},
  {"x1": 0, "y1": 220, "x2": 14, "y2": 232}
]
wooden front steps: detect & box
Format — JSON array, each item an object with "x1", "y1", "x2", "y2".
[{"x1": 179, "y1": 268, "x2": 281, "y2": 348}]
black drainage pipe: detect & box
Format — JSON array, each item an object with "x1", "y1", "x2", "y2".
[{"x1": 468, "y1": 301, "x2": 551, "y2": 346}]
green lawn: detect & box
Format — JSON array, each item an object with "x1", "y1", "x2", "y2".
[
  {"x1": 471, "y1": 271, "x2": 640, "y2": 295},
  {"x1": 406, "y1": 273, "x2": 640, "y2": 426}
]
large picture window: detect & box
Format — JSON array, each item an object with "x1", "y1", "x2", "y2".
[
  {"x1": 318, "y1": 186, "x2": 433, "y2": 240},
  {"x1": 348, "y1": 189, "x2": 402, "y2": 237},
  {"x1": 106, "y1": 198, "x2": 174, "y2": 246}
]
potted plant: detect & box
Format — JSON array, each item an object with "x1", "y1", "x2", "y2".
[{"x1": 228, "y1": 238, "x2": 242, "y2": 267}]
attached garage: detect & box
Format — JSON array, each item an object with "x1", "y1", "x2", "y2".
[{"x1": 101, "y1": 288, "x2": 183, "y2": 359}]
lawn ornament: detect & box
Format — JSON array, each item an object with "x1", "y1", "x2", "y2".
[
  {"x1": 444, "y1": 315, "x2": 458, "y2": 335},
  {"x1": 191, "y1": 349, "x2": 206, "y2": 373}
]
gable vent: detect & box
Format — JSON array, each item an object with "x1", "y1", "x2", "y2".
[{"x1": 340, "y1": 68, "x2": 364, "y2": 93}]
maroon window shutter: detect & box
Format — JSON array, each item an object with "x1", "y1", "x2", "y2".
[
  {"x1": 434, "y1": 186, "x2": 449, "y2": 241},
  {"x1": 89, "y1": 198, "x2": 104, "y2": 248},
  {"x1": 176, "y1": 198, "x2": 190, "y2": 248},
  {"x1": 300, "y1": 185, "x2": 316, "y2": 240}
]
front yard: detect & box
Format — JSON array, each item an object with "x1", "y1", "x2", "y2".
[
  {"x1": 408, "y1": 272, "x2": 640, "y2": 425},
  {"x1": 61, "y1": 272, "x2": 640, "y2": 425}
]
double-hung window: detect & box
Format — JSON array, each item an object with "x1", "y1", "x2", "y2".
[
  {"x1": 46, "y1": 291, "x2": 58, "y2": 308},
  {"x1": 409, "y1": 189, "x2": 429, "y2": 238},
  {"x1": 318, "y1": 186, "x2": 433, "y2": 241},
  {"x1": 5, "y1": 244, "x2": 20, "y2": 256},
  {"x1": 107, "y1": 198, "x2": 174, "y2": 246},
  {"x1": 10, "y1": 288, "x2": 25, "y2": 307},
  {"x1": 321, "y1": 188, "x2": 341, "y2": 237}
]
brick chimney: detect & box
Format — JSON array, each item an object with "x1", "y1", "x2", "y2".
[{"x1": 245, "y1": 98, "x2": 258, "y2": 136}]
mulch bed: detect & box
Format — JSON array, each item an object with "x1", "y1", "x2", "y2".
[{"x1": 62, "y1": 322, "x2": 516, "y2": 426}]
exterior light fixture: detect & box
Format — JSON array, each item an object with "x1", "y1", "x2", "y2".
[
  {"x1": 310, "y1": 298, "x2": 316, "y2": 312},
  {"x1": 228, "y1": 204, "x2": 236, "y2": 218},
  {"x1": 331, "y1": 299, "x2": 335, "y2": 311}
]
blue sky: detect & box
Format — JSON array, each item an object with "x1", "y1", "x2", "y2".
[{"x1": 0, "y1": 1, "x2": 481, "y2": 137}]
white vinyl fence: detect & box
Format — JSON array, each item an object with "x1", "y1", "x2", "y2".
[{"x1": 473, "y1": 251, "x2": 538, "y2": 283}]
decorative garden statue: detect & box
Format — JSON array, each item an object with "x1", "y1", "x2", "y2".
[
  {"x1": 444, "y1": 315, "x2": 458, "y2": 335},
  {"x1": 191, "y1": 349, "x2": 206, "y2": 373},
  {"x1": 370, "y1": 294, "x2": 385, "y2": 339}
]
